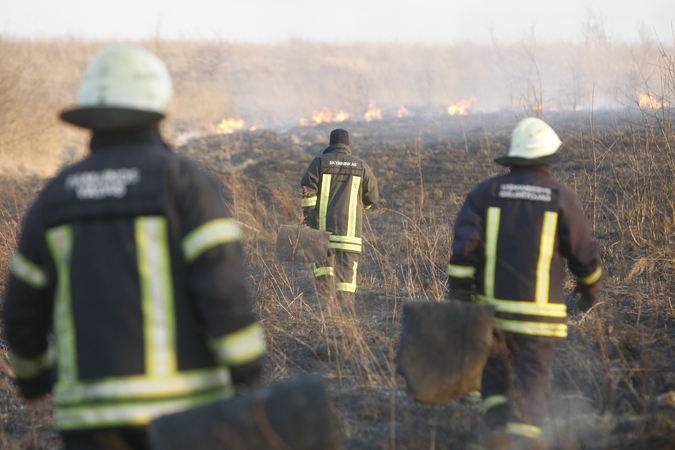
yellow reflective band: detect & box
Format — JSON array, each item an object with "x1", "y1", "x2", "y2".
[
  {"x1": 506, "y1": 422, "x2": 542, "y2": 439},
  {"x1": 336, "y1": 261, "x2": 358, "y2": 293},
  {"x1": 54, "y1": 367, "x2": 231, "y2": 404},
  {"x1": 329, "y1": 235, "x2": 362, "y2": 245},
  {"x1": 535, "y1": 211, "x2": 558, "y2": 304},
  {"x1": 328, "y1": 242, "x2": 362, "y2": 253},
  {"x1": 47, "y1": 225, "x2": 78, "y2": 385},
  {"x1": 579, "y1": 267, "x2": 602, "y2": 285},
  {"x1": 301, "y1": 196, "x2": 317, "y2": 207},
  {"x1": 10, "y1": 252, "x2": 47, "y2": 289},
  {"x1": 364, "y1": 204, "x2": 372, "y2": 210},
  {"x1": 54, "y1": 388, "x2": 233, "y2": 430},
  {"x1": 477, "y1": 295, "x2": 567, "y2": 317},
  {"x1": 136, "y1": 217, "x2": 177, "y2": 378},
  {"x1": 494, "y1": 318, "x2": 568, "y2": 338},
  {"x1": 182, "y1": 218, "x2": 243, "y2": 263},
  {"x1": 484, "y1": 207, "x2": 501, "y2": 298},
  {"x1": 210, "y1": 323, "x2": 266, "y2": 366},
  {"x1": 447, "y1": 264, "x2": 476, "y2": 279},
  {"x1": 347, "y1": 176, "x2": 361, "y2": 238},
  {"x1": 313, "y1": 264, "x2": 334, "y2": 277},
  {"x1": 319, "y1": 174, "x2": 332, "y2": 231},
  {"x1": 483, "y1": 394, "x2": 508, "y2": 413},
  {"x1": 10, "y1": 348, "x2": 54, "y2": 379}
]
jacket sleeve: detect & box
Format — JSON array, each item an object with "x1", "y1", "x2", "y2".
[
  {"x1": 447, "y1": 188, "x2": 484, "y2": 298},
  {"x1": 362, "y1": 162, "x2": 379, "y2": 209},
  {"x1": 2, "y1": 198, "x2": 56, "y2": 399},
  {"x1": 558, "y1": 185, "x2": 602, "y2": 289},
  {"x1": 300, "y1": 157, "x2": 321, "y2": 228},
  {"x1": 174, "y1": 160, "x2": 265, "y2": 387}
]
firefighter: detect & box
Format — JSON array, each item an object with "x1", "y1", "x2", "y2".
[
  {"x1": 2, "y1": 45, "x2": 266, "y2": 449},
  {"x1": 301, "y1": 129, "x2": 379, "y2": 311},
  {"x1": 446, "y1": 118, "x2": 601, "y2": 450}
]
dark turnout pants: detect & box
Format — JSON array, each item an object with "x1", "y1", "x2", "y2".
[
  {"x1": 313, "y1": 249, "x2": 359, "y2": 312},
  {"x1": 61, "y1": 427, "x2": 150, "y2": 450},
  {"x1": 481, "y1": 331, "x2": 558, "y2": 448}
]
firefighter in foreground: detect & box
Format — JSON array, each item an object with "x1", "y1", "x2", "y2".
[
  {"x1": 2, "y1": 45, "x2": 266, "y2": 449},
  {"x1": 301, "y1": 129, "x2": 378, "y2": 311},
  {"x1": 447, "y1": 118, "x2": 602, "y2": 450}
]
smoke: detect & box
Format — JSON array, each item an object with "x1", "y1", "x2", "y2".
[{"x1": 161, "y1": 38, "x2": 674, "y2": 129}]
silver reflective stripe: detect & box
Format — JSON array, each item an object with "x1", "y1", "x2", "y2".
[
  {"x1": 535, "y1": 212, "x2": 558, "y2": 304},
  {"x1": 580, "y1": 267, "x2": 602, "y2": 285},
  {"x1": 54, "y1": 367, "x2": 232, "y2": 404},
  {"x1": 347, "y1": 176, "x2": 361, "y2": 237},
  {"x1": 10, "y1": 348, "x2": 54, "y2": 379},
  {"x1": 494, "y1": 317, "x2": 567, "y2": 338},
  {"x1": 46, "y1": 225, "x2": 77, "y2": 385},
  {"x1": 55, "y1": 388, "x2": 233, "y2": 430},
  {"x1": 182, "y1": 218, "x2": 243, "y2": 263},
  {"x1": 506, "y1": 422, "x2": 542, "y2": 439},
  {"x1": 329, "y1": 235, "x2": 362, "y2": 245},
  {"x1": 447, "y1": 264, "x2": 476, "y2": 278},
  {"x1": 319, "y1": 174, "x2": 332, "y2": 231},
  {"x1": 136, "y1": 217, "x2": 176, "y2": 378},
  {"x1": 301, "y1": 196, "x2": 317, "y2": 207},
  {"x1": 484, "y1": 207, "x2": 501, "y2": 298},
  {"x1": 483, "y1": 394, "x2": 508, "y2": 413},
  {"x1": 328, "y1": 242, "x2": 362, "y2": 253},
  {"x1": 210, "y1": 323, "x2": 266, "y2": 366},
  {"x1": 10, "y1": 252, "x2": 47, "y2": 289},
  {"x1": 336, "y1": 261, "x2": 358, "y2": 293},
  {"x1": 313, "y1": 264, "x2": 334, "y2": 277},
  {"x1": 477, "y1": 295, "x2": 567, "y2": 317}
]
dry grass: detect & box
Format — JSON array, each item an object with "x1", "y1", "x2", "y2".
[{"x1": 1, "y1": 37, "x2": 675, "y2": 448}]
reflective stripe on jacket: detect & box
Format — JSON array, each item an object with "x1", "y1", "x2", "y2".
[
  {"x1": 2, "y1": 129, "x2": 265, "y2": 430},
  {"x1": 448, "y1": 165, "x2": 601, "y2": 338},
  {"x1": 300, "y1": 143, "x2": 378, "y2": 253}
]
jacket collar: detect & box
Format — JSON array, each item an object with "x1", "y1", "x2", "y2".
[
  {"x1": 90, "y1": 124, "x2": 170, "y2": 152},
  {"x1": 509, "y1": 164, "x2": 551, "y2": 176},
  {"x1": 322, "y1": 143, "x2": 351, "y2": 155}
]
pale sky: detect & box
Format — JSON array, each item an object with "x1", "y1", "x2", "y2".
[{"x1": 1, "y1": 0, "x2": 672, "y2": 44}]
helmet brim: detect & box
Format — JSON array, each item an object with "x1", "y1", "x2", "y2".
[
  {"x1": 494, "y1": 153, "x2": 561, "y2": 167},
  {"x1": 60, "y1": 106, "x2": 164, "y2": 131}
]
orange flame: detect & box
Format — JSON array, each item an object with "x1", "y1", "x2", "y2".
[
  {"x1": 397, "y1": 106, "x2": 414, "y2": 118},
  {"x1": 447, "y1": 96, "x2": 477, "y2": 116},
  {"x1": 300, "y1": 108, "x2": 351, "y2": 126},
  {"x1": 639, "y1": 91, "x2": 665, "y2": 109},
  {"x1": 364, "y1": 100, "x2": 382, "y2": 121},
  {"x1": 217, "y1": 118, "x2": 245, "y2": 134},
  {"x1": 333, "y1": 110, "x2": 350, "y2": 122}
]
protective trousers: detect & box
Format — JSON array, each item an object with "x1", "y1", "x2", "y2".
[
  {"x1": 61, "y1": 427, "x2": 150, "y2": 449},
  {"x1": 313, "y1": 249, "x2": 359, "y2": 313},
  {"x1": 481, "y1": 331, "x2": 558, "y2": 450}
]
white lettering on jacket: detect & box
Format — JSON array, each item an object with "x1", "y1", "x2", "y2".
[
  {"x1": 498, "y1": 184, "x2": 552, "y2": 202},
  {"x1": 329, "y1": 161, "x2": 357, "y2": 167},
  {"x1": 65, "y1": 168, "x2": 141, "y2": 200}
]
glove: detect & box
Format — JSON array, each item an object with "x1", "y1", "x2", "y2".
[{"x1": 574, "y1": 280, "x2": 601, "y2": 312}]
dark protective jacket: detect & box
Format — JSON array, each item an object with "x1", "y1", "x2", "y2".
[
  {"x1": 447, "y1": 165, "x2": 601, "y2": 338},
  {"x1": 3, "y1": 127, "x2": 266, "y2": 431},
  {"x1": 300, "y1": 143, "x2": 379, "y2": 253}
]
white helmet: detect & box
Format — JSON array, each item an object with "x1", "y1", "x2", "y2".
[
  {"x1": 510, "y1": 118, "x2": 562, "y2": 158},
  {"x1": 61, "y1": 45, "x2": 172, "y2": 131}
]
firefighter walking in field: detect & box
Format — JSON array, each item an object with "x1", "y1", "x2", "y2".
[
  {"x1": 2, "y1": 45, "x2": 266, "y2": 449},
  {"x1": 301, "y1": 129, "x2": 378, "y2": 311},
  {"x1": 447, "y1": 118, "x2": 602, "y2": 450}
]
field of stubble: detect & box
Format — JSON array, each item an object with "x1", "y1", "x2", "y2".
[{"x1": 2, "y1": 110, "x2": 675, "y2": 449}]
